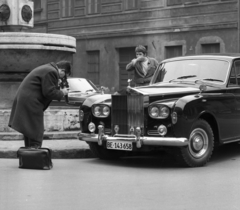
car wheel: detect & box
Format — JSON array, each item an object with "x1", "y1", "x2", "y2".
[
  {"x1": 176, "y1": 119, "x2": 214, "y2": 167},
  {"x1": 89, "y1": 142, "x2": 125, "y2": 160}
]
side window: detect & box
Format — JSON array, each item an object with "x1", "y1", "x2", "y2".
[
  {"x1": 228, "y1": 66, "x2": 237, "y2": 86},
  {"x1": 235, "y1": 61, "x2": 240, "y2": 85},
  {"x1": 228, "y1": 61, "x2": 240, "y2": 86},
  {"x1": 235, "y1": 61, "x2": 240, "y2": 76}
]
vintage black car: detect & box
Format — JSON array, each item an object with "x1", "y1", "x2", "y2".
[{"x1": 78, "y1": 54, "x2": 240, "y2": 167}]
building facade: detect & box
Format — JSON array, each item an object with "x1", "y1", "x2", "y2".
[{"x1": 32, "y1": 0, "x2": 238, "y2": 91}]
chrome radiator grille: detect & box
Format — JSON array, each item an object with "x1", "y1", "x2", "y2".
[{"x1": 111, "y1": 95, "x2": 144, "y2": 134}]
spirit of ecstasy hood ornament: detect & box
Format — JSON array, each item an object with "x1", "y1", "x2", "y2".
[{"x1": 127, "y1": 79, "x2": 132, "y2": 87}]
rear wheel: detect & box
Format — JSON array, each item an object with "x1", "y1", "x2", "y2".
[
  {"x1": 175, "y1": 119, "x2": 214, "y2": 167},
  {"x1": 89, "y1": 142, "x2": 125, "y2": 160}
]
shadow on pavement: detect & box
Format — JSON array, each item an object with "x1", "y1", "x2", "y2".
[
  {"x1": 87, "y1": 142, "x2": 240, "y2": 168},
  {"x1": 210, "y1": 142, "x2": 240, "y2": 163}
]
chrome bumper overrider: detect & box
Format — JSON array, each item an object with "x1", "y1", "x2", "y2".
[{"x1": 78, "y1": 126, "x2": 189, "y2": 148}]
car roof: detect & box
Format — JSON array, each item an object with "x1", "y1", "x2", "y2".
[{"x1": 162, "y1": 53, "x2": 240, "y2": 63}]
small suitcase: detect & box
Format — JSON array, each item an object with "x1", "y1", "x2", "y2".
[{"x1": 17, "y1": 147, "x2": 53, "y2": 170}]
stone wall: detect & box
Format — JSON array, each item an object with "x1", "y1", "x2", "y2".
[{"x1": 0, "y1": 108, "x2": 80, "y2": 133}]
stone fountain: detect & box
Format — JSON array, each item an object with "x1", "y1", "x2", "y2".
[{"x1": 0, "y1": 0, "x2": 79, "y2": 137}]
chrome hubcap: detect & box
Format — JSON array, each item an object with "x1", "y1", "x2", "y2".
[{"x1": 189, "y1": 128, "x2": 208, "y2": 158}]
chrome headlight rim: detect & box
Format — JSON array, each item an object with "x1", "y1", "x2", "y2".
[
  {"x1": 92, "y1": 105, "x2": 110, "y2": 118},
  {"x1": 93, "y1": 106, "x2": 101, "y2": 117},
  {"x1": 102, "y1": 106, "x2": 110, "y2": 116},
  {"x1": 159, "y1": 106, "x2": 170, "y2": 119},
  {"x1": 148, "y1": 105, "x2": 170, "y2": 119},
  {"x1": 149, "y1": 106, "x2": 159, "y2": 118}
]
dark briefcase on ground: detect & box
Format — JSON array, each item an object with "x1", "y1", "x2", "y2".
[{"x1": 17, "y1": 147, "x2": 53, "y2": 170}]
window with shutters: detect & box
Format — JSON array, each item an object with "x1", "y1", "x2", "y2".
[
  {"x1": 124, "y1": 0, "x2": 139, "y2": 11},
  {"x1": 61, "y1": 0, "x2": 74, "y2": 18},
  {"x1": 87, "y1": 51, "x2": 100, "y2": 85},
  {"x1": 33, "y1": 0, "x2": 41, "y2": 11},
  {"x1": 87, "y1": 0, "x2": 101, "y2": 15},
  {"x1": 201, "y1": 43, "x2": 220, "y2": 53},
  {"x1": 165, "y1": 46, "x2": 182, "y2": 59}
]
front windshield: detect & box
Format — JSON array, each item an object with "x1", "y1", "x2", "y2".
[
  {"x1": 68, "y1": 78, "x2": 97, "y2": 92},
  {"x1": 151, "y1": 59, "x2": 229, "y2": 84}
]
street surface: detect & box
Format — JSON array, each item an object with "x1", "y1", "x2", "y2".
[{"x1": 1, "y1": 143, "x2": 240, "y2": 210}]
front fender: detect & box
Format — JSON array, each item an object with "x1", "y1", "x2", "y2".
[
  {"x1": 81, "y1": 94, "x2": 112, "y2": 133},
  {"x1": 172, "y1": 94, "x2": 217, "y2": 138}
]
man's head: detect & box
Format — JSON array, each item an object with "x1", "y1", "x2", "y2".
[
  {"x1": 135, "y1": 45, "x2": 147, "y2": 58},
  {"x1": 56, "y1": 60, "x2": 72, "y2": 78}
]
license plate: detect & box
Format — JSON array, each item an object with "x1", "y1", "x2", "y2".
[{"x1": 106, "y1": 141, "x2": 133, "y2": 151}]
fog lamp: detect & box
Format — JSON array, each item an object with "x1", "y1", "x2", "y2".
[
  {"x1": 157, "y1": 125, "x2": 167, "y2": 136},
  {"x1": 88, "y1": 122, "x2": 96, "y2": 133}
]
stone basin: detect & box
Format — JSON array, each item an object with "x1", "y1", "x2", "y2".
[
  {"x1": 0, "y1": 32, "x2": 76, "y2": 108},
  {"x1": 0, "y1": 32, "x2": 76, "y2": 74}
]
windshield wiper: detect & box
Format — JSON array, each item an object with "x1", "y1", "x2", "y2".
[
  {"x1": 86, "y1": 89, "x2": 94, "y2": 92},
  {"x1": 169, "y1": 75, "x2": 196, "y2": 83},
  {"x1": 69, "y1": 90, "x2": 81, "y2": 93},
  {"x1": 202, "y1": 78, "x2": 223, "y2": 82}
]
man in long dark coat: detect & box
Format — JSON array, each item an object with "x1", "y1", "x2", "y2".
[
  {"x1": 8, "y1": 61, "x2": 71, "y2": 148},
  {"x1": 126, "y1": 45, "x2": 159, "y2": 86}
]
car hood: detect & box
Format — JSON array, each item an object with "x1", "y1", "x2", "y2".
[
  {"x1": 81, "y1": 83, "x2": 222, "y2": 108},
  {"x1": 82, "y1": 94, "x2": 112, "y2": 107},
  {"x1": 68, "y1": 92, "x2": 100, "y2": 103},
  {"x1": 127, "y1": 82, "x2": 222, "y2": 96}
]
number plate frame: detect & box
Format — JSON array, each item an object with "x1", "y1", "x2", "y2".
[{"x1": 106, "y1": 141, "x2": 133, "y2": 151}]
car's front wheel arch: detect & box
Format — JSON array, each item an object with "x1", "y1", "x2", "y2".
[{"x1": 199, "y1": 112, "x2": 220, "y2": 146}]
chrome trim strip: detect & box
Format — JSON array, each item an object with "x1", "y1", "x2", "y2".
[
  {"x1": 222, "y1": 139, "x2": 240, "y2": 144},
  {"x1": 78, "y1": 132, "x2": 189, "y2": 147}
]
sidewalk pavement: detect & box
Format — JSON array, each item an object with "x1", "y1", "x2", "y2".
[{"x1": 0, "y1": 131, "x2": 96, "y2": 159}]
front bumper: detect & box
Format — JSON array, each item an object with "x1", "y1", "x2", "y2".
[{"x1": 78, "y1": 126, "x2": 188, "y2": 148}]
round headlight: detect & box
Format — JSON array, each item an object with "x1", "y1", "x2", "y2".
[
  {"x1": 94, "y1": 106, "x2": 101, "y2": 116},
  {"x1": 102, "y1": 106, "x2": 110, "y2": 116},
  {"x1": 159, "y1": 106, "x2": 170, "y2": 118},
  {"x1": 150, "y1": 106, "x2": 159, "y2": 118}
]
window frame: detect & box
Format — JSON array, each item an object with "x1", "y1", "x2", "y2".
[
  {"x1": 86, "y1": 0, "x2": 101, "y2": 15},
  {"x1": 61, "y1": 0, "x2": 75, "y2": 18}
]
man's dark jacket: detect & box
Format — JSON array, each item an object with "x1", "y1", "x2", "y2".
[
  {"x1": 8, "y1": 63, "x2": 64, "y2": 142},
  {"x1": 126, "y1": 57, "x2": 159, "y2": 86}
]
